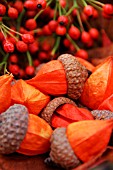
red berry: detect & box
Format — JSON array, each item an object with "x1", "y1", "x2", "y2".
[
  {"x1": 89, "y1": 28, "x2": 99, "y2": 40},
  {"x1": 24, "y1": 0, "x2": 37, "y2": 10},
  {"x1": 56, "y1": 25, "x2": 66, "y2": 36},
  {"x1": 8, "y1": 64, "x2": 20, "y2": 75},
  {"x1": 37, "y1": 0, "x2": 47, "y2": 10},
  {"x1": 13, "y1": 0, "x2": 23, "y2": 13},
  {"x1": 3, "y1": 40, "x2": 14, "y2": 53},
  {"x1": 28, "y1": 40, "x2": 39, "y2": 54},
  {"x1": 81, "y1": 31, "x2": 92, "y2": 44},
  {"x1": 19, "y1": 69, "x2": 25, "y2": 78},
  {"x1": 33, "y1": 59, "x2": 40, "y2": 67},
  {"x1": 80, "y1": 12, "x2": 88, "y2": 22},
  {"x1": 63, "y1": 38, "x2": 71, "y2": 48},
  {"x1": 48, "y1": 20, "x2": 58, "y2": 32},
  {"x1": 38, "y1": 51, "x2": 49, "y2": 61},
  {"x1": 58, "y1": 15, "x2": 68, "y2": 26},
  {"x1": 93, "y1": 9, "x2": 99, "y2": 19},
  {"x1": 25, "y1": 19, "x2": 37, "y2": 30},
  {"x1": 8, "y1": 7, "x2": 19, "y2": 19},
  {"x1": 22, "y1": 34, "x2": 34, "y2": 44},
  {"x1": 59, "y1": 0, "x2": 66, "y2": 8},
  {"x1": 25, "y1": 65, "x2": 35, "y2": 76},
  {"x1": 83, "y1": 5, "x2": 94, "y2": 17},
  {"x1": 16, "y1": 41, "x2": 28, "y2": 52},
  {"x1": 72, "y1": 9, "x2": 77, "y2": 17},
  {"x1": 68, "y1": 25, "x2": 81, "y2": 40},
  {"x1": 26, "y1": 10, "x2": 37, "y2": 18},
  {"x1": 75, "y1": 49, "x2": 88, "y2": 60},
  {"x1": 9, "y1": 54, "x2": 18, "y2": 63},
  {"x1": 41, "y1": 40, "x2": 51, "y2": 51},
  {"x1": 7, "y1": 37, "x2": 17, "y2": 45},
  {"x1": 19, "y1": 27, "x2": 28, "y2": 34},
  {"x1": 42, "y1": 25, "x2": 52, "y2": 36},
  {"x1": 0, "y1": 4, "x2": 6, "y2": 16},
  {"x1": 102, "y1": 11, "x2": 112, "y2": 19},
  {"x1": 103, "y1": 4, "x2": 113, "y2": 15}
]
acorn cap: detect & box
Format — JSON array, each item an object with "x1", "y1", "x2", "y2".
[
  {"x1": 50, "y1": 127, "x2": 80, "y2": 169},
  {"x1": 41, "y1": 97, "x2": 76, "y2": 125},
  {"x1": 0, "y1": 104, "x2": 29, "y2": 154},
  {"x1": 91, "y1": 110, "x2": 113, "y2": 120},
  {"x1": 58, "y1": 54, "x2": 88, "y2": 100}
]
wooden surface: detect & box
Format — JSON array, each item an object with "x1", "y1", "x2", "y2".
[{"x1": 0, "y1": 153, "x2": 64, "y2": 170}]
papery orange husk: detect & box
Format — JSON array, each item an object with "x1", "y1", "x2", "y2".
[
  {"x1": 0, "y1": 73, "x2": 13, "y2": 113},
  {"x1": 26, "y1": 60, "x2": 67, "y2": 95},
  {"x1": 76, "y1": 57, "x2": 95, "y2": 72},
  {"x1": 17, "y1": 114, "x2": 53, "y2": 155},
  {"x1": 80, "y1": 57, "x2": 113, "y2": 109},
  {"x1": 66, "y1": 120, "x2": 113, "y2": 162},
  {"x1": 51, "y1": 104, "x2": 94, "y2": 128},
  {"x1": 11, "y1": 79, "x2": 50, "y2": 115},
  {"x1": 98, "y1": 94, "x2": 113, "y2": 111}
]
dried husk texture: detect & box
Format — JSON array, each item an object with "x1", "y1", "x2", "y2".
[
  {"x1": 0, "y1": 74, "x2": 13, "y2": 113},
  {"x1": 80, "y1": 57, "x2": 113, "y2": 109},
  {"x1": 17, "y1": 114, "x2": 53, "y2": 155},
  {"x1": 26, "y1": 60, "x2": 67, "y2": 95},
  {"x1": 98, "y1": 94, "x2": 113, "y2": 111},
  {"x1": 52, "y1": 104, "x2": 94, "y2": 128},
  {"x1": 11, "y1": 79, "x2": 50, "y2": 115},
  {"x1": 66, "y1": 120, "x2": 113, "y2": 162}
]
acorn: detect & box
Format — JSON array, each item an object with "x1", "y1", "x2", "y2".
[
  {"x1": 0, "y1": 104, "x2": 29, "y2": 154},
  {"x1": 0, "y1": 104, "x2": 53, "y2": 155},
  {"x1": 41, "y1": 96, "x2": 76, "y2": 125},
  {"x1": 58, "y1": 54, "x2": 88, "y2": 100},
  {"x1": 27, "y1": 54, "x2": 88, "y2": 100},
  {"x1": 91, "y1": 110, "x2": 113, "y2": 120},
  {"x1": 48, "y1": 120, "x2": 113, "y2": 169}
]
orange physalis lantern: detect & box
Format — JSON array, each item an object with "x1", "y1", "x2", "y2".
[
  {"x1": 11, "y1": 79, "x2": 50, "y2": 115},
  {"x1": 80, "y1": 56, "x2": 113, "y2": 109},
  {"x1": 26, "y1": 60, "x2": 67, "y2": 95},
  {"x1": 66, "y1": 120, "x2": 113, "y2": 162},
  {"x1": 0, "y1": 73, "x2": 13, "y2": 113},
  {"x1": 52, "y1": 104, "x2": 94, "y2": 128},
  {"x1": 17, "y1": 114, "x2": 53, "y2": 155}
]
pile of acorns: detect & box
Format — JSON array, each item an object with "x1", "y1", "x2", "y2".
[
  {"x1": 0, "y1": 0, "x2": 113, "y2": 79},
  {"x1": 1, "y1": 53, "x2": 113, "y2": 169}
]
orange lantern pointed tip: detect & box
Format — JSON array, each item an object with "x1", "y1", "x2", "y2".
[
  {"x1": 26, "y1": 60, "x2": 67, "y2": 95},
  {"x1": 66, "y1": 119, "x2": 113, "y2": 162},
  {"x1": 80, "y1": 56, "x2": 113, "y2": 109}
]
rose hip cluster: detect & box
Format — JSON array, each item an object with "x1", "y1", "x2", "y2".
[{"x1": 0, "y1": 0, "x2": 113, "y2": 78}]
